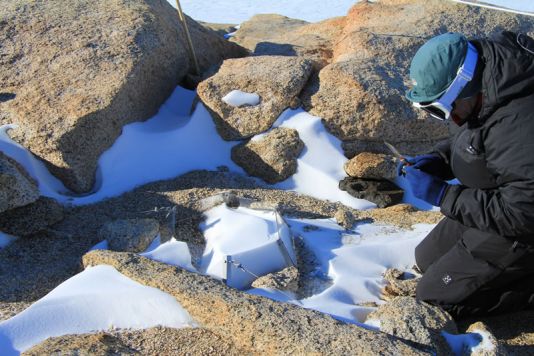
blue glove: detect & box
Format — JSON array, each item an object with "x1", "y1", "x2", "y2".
[
  {"x1": 411, "y1": 153, "x2": 450, "y2": 178},
  {"x1": 404, "y1": 166, "x2": 448, "y2": 206},
  {"x1": 396, "y1": 155, "x2": 414, "y2": 177}
]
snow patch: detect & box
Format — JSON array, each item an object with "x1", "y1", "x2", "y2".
[
  {"x1": 0, "y1": 265, "x2": 196, "y2": 355},
  {"x1": 222, "y1": 90, "x2": 260, "y2": 107},
  {"x1": 470, "y1": 329, "x2": 496, "y2": 353},
  {"x1": 195, "y1": 203, "x2": 435, "y2": 324},
  {"x1": 442, "y1": 330, "x2": 488, "y2": 356},
  {"x1": 271, "y1": 109, "x2": 375, "y2": 210},
  {"x1": 286, "y1": 219, "x2": 433, "y2": 323},
  {"x1": 363, "y1": 318, "x2": 381, "y2": 330},
  {"x1": 140, "y1": 238, "x2": 196, "y2": 272}
]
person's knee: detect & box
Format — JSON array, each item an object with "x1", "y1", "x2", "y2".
[
  {"x1": 415, "y1": 242, "x2": 431, "y2": 273},
  {"x1": 415, "y1": 272, "x2": 436, "y2": 303}
]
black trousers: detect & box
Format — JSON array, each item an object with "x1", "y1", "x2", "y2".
[{"x1": 415, "y1": 217, "x2": 534, "y2": 319}]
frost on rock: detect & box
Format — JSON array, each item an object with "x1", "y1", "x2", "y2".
[{"x1": 222, "y1": 90, "x2": 261, "y2": 107}]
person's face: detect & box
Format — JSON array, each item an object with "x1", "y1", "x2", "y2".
[{"x1": 451, "y1": 94, "x2": 481, "y2": 126}]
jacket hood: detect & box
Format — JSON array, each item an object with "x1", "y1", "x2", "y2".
[{"x1": 474, "y1": 31, "x2": 534, "y2": 123}]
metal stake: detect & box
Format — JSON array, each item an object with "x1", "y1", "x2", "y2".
[{"x1": 175, "y1": 0, "x2": 201, "y2": 75}]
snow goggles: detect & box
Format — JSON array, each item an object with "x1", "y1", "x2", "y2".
[{"x1": 413, "y1": 42, "x2": 478, "y2": 121}]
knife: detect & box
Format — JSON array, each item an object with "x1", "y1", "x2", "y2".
[{"x1": 384, "y1": 141, "x2": 412, "y2": 175}]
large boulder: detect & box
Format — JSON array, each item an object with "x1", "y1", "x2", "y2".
[
  {"x1": 230, "y1": 14, "x2": 343, "y2": 68},
  {"x1": 0, "y1": 0, "x2": 248, "y2": 193},
  {"x1": 0, "y1": 152, "x2": 39, "y2": 214},
  {"x1": 197, "y1": 56, "x2": 313, "y2": 140},
  {"x1": 231, "y1": 127, "x2": 304, "y2": 183},
  {"x1": 366, "y1": 296, "x2": 457, "y2": 354},
  {"x1": 230, "y1": 14, "x2": 309, "y2": 51},
  {"x1": 303, "y1": 0, "x2": 534, "y2": 156}
]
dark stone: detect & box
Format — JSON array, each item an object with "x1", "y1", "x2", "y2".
[
  {"x1": 0, "y1": 197, "x2": 64, "y2": 236},
  {"x1": 338, "y1": 177, "x2": 403, "y2": 208}
]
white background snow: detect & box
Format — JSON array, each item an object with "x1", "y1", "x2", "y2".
[
  {"x1": 1, "y1": 0, "x2": 529, "y2": 353},
  {"x1": 169, "y1": 0, "x2": 533, "y2": 25},
  {"x1": 168, "y1": 0, "x2": 359, "y2": 23}
]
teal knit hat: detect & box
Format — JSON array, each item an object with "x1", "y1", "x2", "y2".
[{"x1": 406, "y1": 33, "x2": 469, "y2": 103}]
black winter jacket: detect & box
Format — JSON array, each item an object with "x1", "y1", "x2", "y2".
[{"x1": 438, "y1": 31, "x2": 534, "y2": 243}]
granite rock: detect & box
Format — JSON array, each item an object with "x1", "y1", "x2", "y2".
[
  {"x1": 0, "y1": 0, "x2": 247, "y2": 193},
  {"x1": 197, "y1": 56, "x2": 313, "y2": 140},
  {"x1": 0, "y1": 151, "x2": 39, "y2": 214},
  {"x1": 97, "y1": 218, "x2": 159, "y2": 253},
  {"x1": 231, "y1": 127, "x2": 304, "y2": 183}
]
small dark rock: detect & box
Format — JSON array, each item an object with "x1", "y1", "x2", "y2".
[{"x1": 338, "y1": 177, "x2": 403, "y2": 208}]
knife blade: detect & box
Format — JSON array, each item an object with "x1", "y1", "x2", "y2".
[
  {"x1": 384, "y1": 141, "x2": 407, "y2": 161},
  {"x1": 384, "y1": 141, "x2": 412, "y2": 175}
]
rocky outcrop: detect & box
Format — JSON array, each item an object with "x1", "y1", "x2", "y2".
[
  {"x1": 83, "y1": 249, "x2": 427, "y2": 355},
  {"x1": 97, "y1": 218, "x2": 159, "y2": 253},
  {"x1": 229, "y1": 1, "x2": 533, "y2": 157},
  {"x1": 366, "y1": 296, "x2": 457, "y2": 354},
  {"x1": 344, "y1": 152, "x2": 397, "y2": 181},
  {"x1": 197, "y1": 56, "x2": 313, "y2": 140},
  {"x1": 0, "y1": 170, "x2": 442, "y2": 305},
  {"x1": 0, "y1": 152, "x2": 39, "y2": 214},
  {"x1": 231, "y1": 14, "x2": 309, "y2": 51},
  {"x1": 230, "y1": 14, "x2": 343, "y2": 69},
  {"x1": 0, "y1": 0, "x2": 247, "y2": 193},
  {"x1": 23, "y1": 327, "x2": 243, "y2": 356},
  {"x1": 231, "y1": 127, "x2": 304, "y2": 183},
  {"x1": 0, "y1": 197, "x2": 63, "y2": 236},
  {"x1": 305, "y1": 0, "x2": 534, "y2": 156}
]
